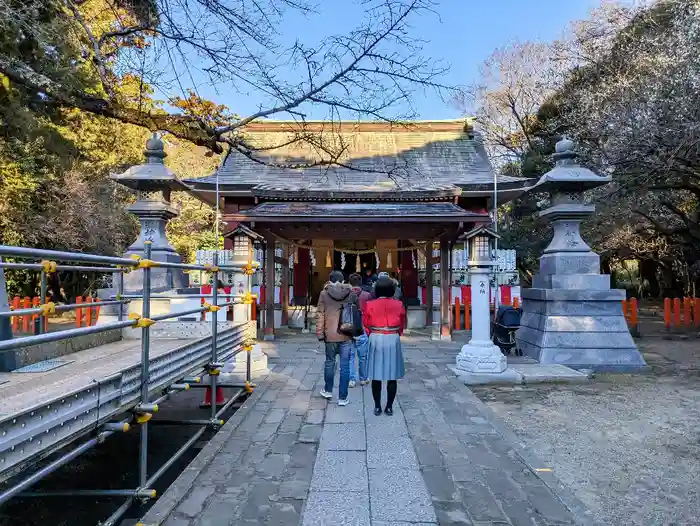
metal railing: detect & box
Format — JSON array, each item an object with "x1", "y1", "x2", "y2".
[{"x1": 0, "y1": 244, "x2": 258, "y2": 524}]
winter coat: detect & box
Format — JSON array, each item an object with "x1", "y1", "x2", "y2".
[
  {"x1": 351, "y1": 286, "x2": 372, "y2": 313},
  {"x1": 363, "y1": 298, "x2": 406, "y2": 336},
  {"x1": 316, "y1": 282, "x2": 356, "y2": 342}
]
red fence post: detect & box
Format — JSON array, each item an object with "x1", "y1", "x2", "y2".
[
  {"x1": 673, "y1": 298, "x2": 681, "y2": 329},
  {"x1": 664, "y1": 298, "x2": 671, "y2": 331},
  {"x1": 76, "y1": 297, "x2": 83, "y2": 328}
]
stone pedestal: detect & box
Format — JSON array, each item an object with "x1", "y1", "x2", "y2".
[{"x1": 515, "y1": 138, "x2": 646, "y2": 372}]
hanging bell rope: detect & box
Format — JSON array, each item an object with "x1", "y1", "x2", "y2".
[
  {"x1": 325, "y1": 248, "x2": 332, "y2": 268},
  {"x1": 386, "y1": 252, "x2": 392, "y2": 269},
  {"x1": 355, "y1": 255, "x2": 361, "y2": 273}
]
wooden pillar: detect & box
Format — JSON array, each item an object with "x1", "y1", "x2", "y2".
[
  {"x1": 440, "y1": 237, "x2": 451, "y2": 340},
  {"x1": 281, "y1": 243, "x2": 289, "y2": 327},
  {"x1": 264, "y1": 235, "x2": 275, "y2": 340},
  {"x1": 425, "y1": 240, "x2": 434, "y2": 327}
]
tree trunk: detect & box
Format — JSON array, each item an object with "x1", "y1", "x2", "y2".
[{"x1": 639, "y1": 259, "x2": 660, "y2": 299}]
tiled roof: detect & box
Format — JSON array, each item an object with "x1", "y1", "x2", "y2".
[
  {"x1": 189, "y1": 120, "x2": 529, "y2": 192},
  {"x1": 228, "y1": 202, "x2": 488, "y2": 220}
]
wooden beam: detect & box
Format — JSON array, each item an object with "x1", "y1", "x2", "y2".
[
  {"x1": 280, "y1": 243, "x2": 289, "y2": 327},
  {"x1": 440, "y1": 237, "x2": 451, "y2": 340},
  {"x1": 264, "y1": 235, "x2": 275, "y2": 340},
  {"x1": 425, "y1": 240, "x2": 434, "y2": 327}
]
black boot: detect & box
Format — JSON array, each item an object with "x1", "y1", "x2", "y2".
[
  {"x1": 371, "y1": 380, "x2": 382, "y2": 415},
  {"x1": 385, "y1": 380, "x2": 397, "y2": 416}
]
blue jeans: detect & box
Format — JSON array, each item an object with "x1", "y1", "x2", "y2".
[
  {"x1": 349, "y1": 333, "x2": 369, "y2": 382},
  {"x1": 324, "y1": 341, "x2": 352, "y2": 400}
]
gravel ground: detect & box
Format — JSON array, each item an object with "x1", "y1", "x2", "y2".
[{"x1": 473, "y1": 332, "x2": 700, "y2": 526}]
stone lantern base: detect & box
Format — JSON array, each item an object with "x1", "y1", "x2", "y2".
[
  {"x1": 455, "y1": 340, "x2": 507, "y2": 374},
  {"x1": 516, "y1": 288, "x2": 646, "y2": 372}
]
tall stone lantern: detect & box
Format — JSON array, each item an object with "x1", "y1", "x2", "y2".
[
  {"x1": 515, "y1": 137, "x2": 646, "y2": 371},
  {"x1": 229, "y1": 224, "x2": 263, "y2": 327},
  {"x1": 455, "y1": 226, "x2": 506, "y2": 374},
  {"x1": 111, "y1": 134, "x2": 189, "y2": 292}
]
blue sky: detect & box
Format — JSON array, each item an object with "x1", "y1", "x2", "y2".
[{"x1": 176, "y1": 0, "x2": 600, "y2": 121}]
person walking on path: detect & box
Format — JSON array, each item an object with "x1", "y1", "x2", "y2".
[
  {"x1": 363, "y1": 276, "x2": 406, "y2": 416},
  {"x1": 348, "y1": 273, "x2": 371, "y2": 387},
  {"x1": 316, "y1": 270, "x2": 356, "y2": 406}
]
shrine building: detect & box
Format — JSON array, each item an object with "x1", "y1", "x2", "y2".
[{"x1": 187, "y1": 120, "x2": 534, "y2": 339}]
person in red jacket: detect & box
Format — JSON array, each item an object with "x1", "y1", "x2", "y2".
[{"x1": 363, "y1": 276, "x2": 406, "y2": 416}]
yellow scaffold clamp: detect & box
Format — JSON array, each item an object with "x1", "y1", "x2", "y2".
[
  {"x1": 129, "y1": 312, "x2": 156, "y2": 328},
  {"x1": 39, "y1": 302, "x2": 56, "y2": 316},
  {"x1": 244, "y1": 381, "x2": 254, "y2": 393},
  {"x1": 202, "y1": 302, "x2": 221, "y2": 313},
  {"x1": 206, "y1": 362, "x2": 222, "y2": 376},
  {"x1": 242, "y1": 264, "x2": 255, "y2": 275},
  {"x1": 242, "y1": 291, "x2": 254, "y2": 305},
  {"x1": 203, "y1": 263, "x2": 220, "y2": 272},
  {"x1": 137, "y1": 259, "x2": 159, "y2": 269},
  {"x1": 135, "y1": 413, "x2": 152, "y2": 424},
  {"x1": 40, "y1": 260, "x2": 57, "y2": 273}
]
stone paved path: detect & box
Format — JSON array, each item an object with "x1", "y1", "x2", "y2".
[{"x1": 140, "y1": 333, "x2": 589, "y2": 526}]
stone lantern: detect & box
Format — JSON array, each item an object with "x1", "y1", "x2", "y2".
[
  {"x1": 219, "y1": 224, "x2": 268, "y2": 385},
  {"x1": 454, "y1": 225, "x2": 507, "y2": 374},
  {"x1": 111, "y1": 133, "x2": 189, "y2": 292},
  {"x1": 229, "y1": 224, "x2": 263, "y2": 327},
  {"x1": 515, "y1": 137, "x2": 646, "y2": 371}
]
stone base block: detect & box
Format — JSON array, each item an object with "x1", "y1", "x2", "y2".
[
  {"x1": 533, "y1": 274, "x2": 610, "y2": 290},
  {"x1": 455, "y1": 342, "x2": 507, "y2": 373},
  {"x1": 516, "y1": 288, "x2": 646, "y2": 372},
  {"x1": 509, "y1": 364, "x2": 589, "y2": 383},
  {"x1": 449, "y1": 365, "x2": 522, "y2": 385},
  {"x1": 449, "y1": 364, "x2": 590, "y2": 385},
  {"x1": 538, "y1": 252, "x2": 600, "y2": 276}
]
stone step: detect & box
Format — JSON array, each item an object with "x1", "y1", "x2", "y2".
[{"x1": 450, "y1": 363, "x2": 590, "y2": 386}]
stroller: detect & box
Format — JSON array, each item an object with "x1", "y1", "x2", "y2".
[{"x1": 492, "y1": 305, "x2": 523, "y2": 356}]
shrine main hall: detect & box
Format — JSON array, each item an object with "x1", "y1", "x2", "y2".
[{"x1": 187, "y1": 120, "x2": 533, "y2": 340}]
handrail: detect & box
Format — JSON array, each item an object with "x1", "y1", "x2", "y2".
[
  {"x1": 0, "y1": 245, "x2": 139, "y2": 267},
  {"x1": 0, "y1": 300, "x2": 238, "y2": 352},
  {"x1": 0, "y1": 262, "x2": 129, "y2": 273},
  {"x1": 0, "y1": 299, "x2": 129, "y2": 319}
]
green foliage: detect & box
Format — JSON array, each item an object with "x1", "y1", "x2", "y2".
[{"x1": 0, "y1": 1, "x2": 223, "y2": 278}]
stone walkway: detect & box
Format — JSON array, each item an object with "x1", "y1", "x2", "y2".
[{"x1": 140, "y1": 333, "x2": 590, "y2": 526}]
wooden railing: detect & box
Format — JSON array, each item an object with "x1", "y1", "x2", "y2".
[{"x1": 9, "y1": 295, "x2": 101, "y2": 334}]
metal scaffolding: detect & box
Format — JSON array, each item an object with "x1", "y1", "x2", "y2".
[{"x1": 0, "y1": 243, "x2": 258, "y2": 524}]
